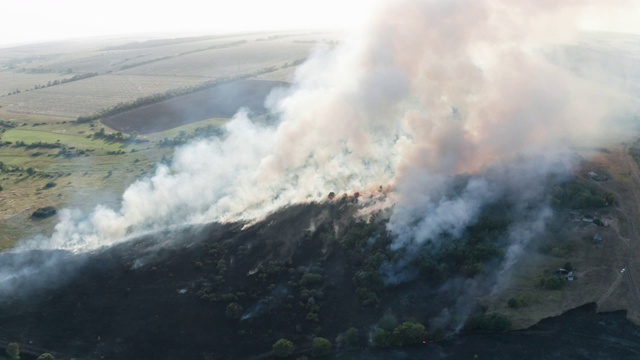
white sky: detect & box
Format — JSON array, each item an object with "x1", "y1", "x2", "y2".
[
  {"x1": 2, "y1": 1, "x2": 640, "y2": 47},
  {"x1": 0, "y1": 0, "x2": 371, "y2": 46}
]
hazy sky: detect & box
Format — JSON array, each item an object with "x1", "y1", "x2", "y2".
[
  {"x1": 0, "y1": 0, "x2": 371, "y2": 46},
  {"x1": 2, "y1": 0, "x2": 640, "y2": 47}
]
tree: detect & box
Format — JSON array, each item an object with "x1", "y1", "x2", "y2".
[
  {"x1": 6, "y1": 342, "x2": 19, "y2": 360},
  {"x1": 371, "y1": 328, "x2": 393, "y2": 348},
  {"x1": 392, "y1": 321, "x2": 427, "y2": 346},
  {"x1": 26, "y1": 167, "x2": 35, "y2": 176},
  {"x1": 272, "y1": 338, "x2": 294, "y2": 358},
  {"x1": 344, "y1": 327, "x2": 359, "y2": 345},
  {"x1": 311, "y1": 337, "x2": 332, "y2": 357},
  {"x1": 563, "y1": 262, "x2": 573, "y2": 271},
  {"x1": 37, "y1": 353, "x2": 56, "y2": 360},
  {"x1": 508, "y1": 297, "x2": 519, "y2": 309},
  {"x1": 225, "y1": 302, "x2": 244, "y2": 319},
  {"x1": 378, "y1": 313, "x2": 398, "y2": 332}
]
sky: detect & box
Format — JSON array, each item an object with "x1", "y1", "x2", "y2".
[
  {"x1": 0, "y1": 0, "x2": 371, "y2": 46},
  {"x1": 2, "y1": 1, "x2": 640, "y2": 47}
]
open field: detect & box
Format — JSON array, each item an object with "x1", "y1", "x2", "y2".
[
  {"x1": 0, "y1": 72, "x2": 67, "y2": 96},
  {"x1": 0, "y1": 74, "x2": 205, "y2": 117},
  {"x1": 102, "y1": 79, "x2": 287, "y2": 133},
  {"x1": 483, "y1": 145, "x2": 640, "y2": 327},
  {"x1": 0, "y1": 32, "x2": 330, "y2": 118}
]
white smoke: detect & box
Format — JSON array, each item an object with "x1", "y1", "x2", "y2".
[{"x1": 11, "y1": 0, "x2": 640, "y2": 299}]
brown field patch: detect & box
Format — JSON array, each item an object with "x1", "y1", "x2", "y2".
[{"x1": 102, "y1": 79, "x2": 288, "y2": 134}]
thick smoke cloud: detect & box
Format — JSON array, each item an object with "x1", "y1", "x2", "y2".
[{"x1": 7, "y1": 0, "x2": 639, "y2": 318}]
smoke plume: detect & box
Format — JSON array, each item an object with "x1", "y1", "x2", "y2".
[{"x1": 7, "y1": 0, "x2": 640, "y2": 324}]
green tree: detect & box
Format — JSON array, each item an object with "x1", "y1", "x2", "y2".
[
  {"x1": 392, "y1": 321, "x2": 427, "y2": 346},
  {"x1": 563, "y1": 262, "x2": 573, "y2": 271},
  {"x1": 272, "y1": 338, "x2": 294, "y2": 358},
  {"x1": 344, "y1": 327, "x2": 359, "y2": 345},
  {"x1": 371, "y1": 328, "x2": 393, "y2": 348},
  {"x1": 26, "y1": 167, "x2": 35, "y2": 176},
  {"x1": 6, "y1": 342, "x2": 19, "y2": 360},
  {"x1": 225, "y1": 302, "x2": 244, "y2": 319},
  {"x1": 311, "y1": 337, "x2": 332, "y2": 357},
  {"x1": 507, "y1": 297, "x2": 519, "y2": 309},
  {"x1": 378, "y1": 313, "x2": 398, "y2": 332},
  {"x1": 37, "y1": 353, "x2": 56, "y2": 360}
]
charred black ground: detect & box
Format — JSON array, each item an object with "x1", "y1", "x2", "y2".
[{"x1": 0, "y1": 178, "x2": 625, "y2": 359}]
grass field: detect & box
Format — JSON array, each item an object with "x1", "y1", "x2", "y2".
[
  {"x1": 0, "y1": 33, "x2": 321, "y2": 118},
  {"x1": 0, "y1": 31, "x2": 331, "y2": 249}
]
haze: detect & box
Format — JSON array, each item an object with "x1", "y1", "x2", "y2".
[{"x1": 0, "y1": 0, "x2": 371, "y2": 47}]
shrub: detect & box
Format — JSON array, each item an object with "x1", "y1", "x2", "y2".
[
  {"x1": 371, "y1": 328, "x2": 393, "y2": 348},
  {"x1": 225, "y1": 302, "x2": 244, "y2": 319},
  {"x1": 541, "y1": 277, "x2": 565, "y2": 290},
  {"x1": 31, "y1": 206, "x2": 57, "y2": 219},
  {"x1": 43, "y1": 181, "x2": 56, "y2": 189},
  {"x1": 378, "y1": 313, "x2": 398, "y2": 332},
  {"x1": 311, "y1": 337, "x2": 332, "y2": 357},
  {"x1": 392, "y1": 321, "x2": 427, "y2": 346},
  {"x1": 272, "y1": 338, "x2": 294, "y2": 358},
  {"x1": 508, "y1": 297, "x2": 519, "y2": 309},
  {"x1": 466, "y1": 313, "x2": 512, "y2": 332},
  {"x1": 6, "y1": 342, "x2": 19, "y2": 360},
  {"x1": 344, "y1": 327, "x2": 359, "y2": 345}
]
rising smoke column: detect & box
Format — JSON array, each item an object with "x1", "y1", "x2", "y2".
[{"x1": 21, "y1": 0, "x2": 635, "y2": 260}]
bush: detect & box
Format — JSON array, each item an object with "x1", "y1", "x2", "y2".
[
  {"x1": 508, "y1": 297, "x2": 519, "y2": 309},
  {"x1": 311, "y1": 337, "x2": 332, "y2": 357},
  {"x1": 466, "y1": 313, "x2": 512, "y2": 332},
  {"x1": 378, "y1": 313, "x2": 398, "y2": 332},
  {"x1": 6, "y1": 342, "x2": 19, "y2": 360},
  {"x1": 272, "y1": 338, "x2": 294, "y2": 358},
  {"x1": 31, "y1": 206, "x2": 57, "y2": 219},
  {"x1": 540, "y1": 277, "x2": 565, "y2": 290},
  {"x1": 225, "y1": 302, "x2": 244, "y2": 319},
  {"x1": 371, "y1": 328, "x2": 393, "y2": 348},
  {"x1": 392, "y1": 321, "x2": 427, "y2": 346},
  {"x1": 344, "y1": 327, "x2": 359, "y2": 345}
]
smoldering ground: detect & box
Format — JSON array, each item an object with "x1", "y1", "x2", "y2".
[{"x1": 4, "y1": 0, "x2": 640, "y2": 330}]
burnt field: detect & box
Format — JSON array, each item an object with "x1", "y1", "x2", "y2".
[
  {"x1": 1, "y1": 200, "x2": 639, "y2": 359},
  {"x1": 101, "y1": 79, "x2": 288, "y2": 134}
]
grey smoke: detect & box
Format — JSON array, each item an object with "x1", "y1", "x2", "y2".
[{"x1": 3, "y1": 0, "x2": 640, "y2": 329}]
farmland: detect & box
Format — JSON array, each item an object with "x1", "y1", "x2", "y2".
[
  {"x1": 0, "y1": 31, "x2": 338, "y2": 245},
  {"x1": 0, "y1": 32, "x2": 337, "y2": 119}
]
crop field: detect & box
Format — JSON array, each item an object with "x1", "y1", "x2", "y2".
[
  {"x1": 118, "y1": 40, "x2": 311, "y2": 77},
  {"x1": 0, "y1": 74, "x2": 205, "y2": 118},
  {"x1": 0, "y1": 32, "x2": 323, "y2": 119},
  {"x1": 102, "y1": 79, "x2": 287, "y2": 133},
  {"x1": 0, "y1": 71, "x2": 67, "y2": 96},
  {"x1": 26, "y1": 35, "x2": 252, "y2": 74}
]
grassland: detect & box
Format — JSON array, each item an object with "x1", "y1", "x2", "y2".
[
  {"x1": 0, "y1": 32, "x2": 326, "y2": 119},
  {"x1": 0, "y1": 115, "x2": 231, "y2": 246},
  {"x1": 0, "y1": 31, "x2": 331, "y2": 247}
]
